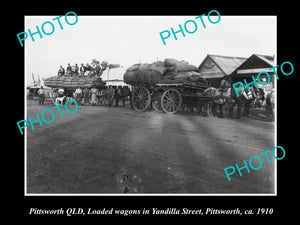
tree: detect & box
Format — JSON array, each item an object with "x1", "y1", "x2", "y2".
[{"x1": 90, "y1": 59, "x2": 121, "y2": 76}]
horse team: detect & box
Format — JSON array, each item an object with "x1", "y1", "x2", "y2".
[{"x1": 204, "y1": 85, "x2": 274, "y2": 121}]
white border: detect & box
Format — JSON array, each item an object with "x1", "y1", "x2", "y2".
[{"x1": 24, "y1": 15, "x2": 277, "y2": 196}]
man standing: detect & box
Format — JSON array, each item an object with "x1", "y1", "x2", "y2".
[
  {"x1": 114, "y1": 87, "x2": 121, "y2": 107},
  {"x1": 74, "y1": 86, "x2": 83, "y2": 104},
  {"x1": 120, "y1": 87, "x2": 126, "y2": 107},
  {"x1": 37, "y1": 86, "x2": 45, "y2": 105},
  {"x1": 220, "y1": 75, "x2": 231, "y2": 91},
  {"x1": 73, "y1": 63, "x2": 79, "y2": 76},
  {"x1": 219, "y1": 75, "x2": 231, "y2": 100},
  {"x1": 83, "y1": 87, "x2": 90, "y2": 106},
  {"x1": 66, "y1": 63, "x2": 72, "y2": 76},
  {"x1": 79, "y1": 63, "x2": 86, "y2": 76}
]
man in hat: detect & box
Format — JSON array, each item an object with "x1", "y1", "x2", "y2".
[
  {"x1": 55, "y1": 87, "x2": 66, "y2": 105},
  {"x1": 37, "y1": 86, "x2": 45, "y2": 105},
  {"x1": 219, "y1": 75, "x2": 231, "y2": 100},
  {"x1": 220, "y1": 75, "x2": 231, "y2": 90}
]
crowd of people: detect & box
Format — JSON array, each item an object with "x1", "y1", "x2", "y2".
[
  {"x1": 52, "y1": 86, "x2": 131, "y2": 107},
  {"x1": 57, "y1": 62, "x2": 105, "y2": 77}
]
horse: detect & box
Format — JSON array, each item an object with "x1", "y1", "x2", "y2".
[
  {"x1": 204, "y1": 86, "x2": 265, "y2": 119},
  {"x1": 203, "y1": 87, "x2": 232, "y2": 118}
]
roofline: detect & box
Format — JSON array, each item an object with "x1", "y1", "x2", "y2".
[
  {"x1": 207, "y1": 54, "x2": 248, "y2": 60},
  {"x1": 198, "y1": 54, "x2": 248, "y2": 75},
  {"x1": 230, "y1": 54, "x2": 274, "y2": 76},
  {"x1": 206, "y1": 55, "x2": 227, "y2": 75}
]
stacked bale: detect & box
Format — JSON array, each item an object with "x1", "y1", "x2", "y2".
[
  {"x1": 123, "y1": 58, "x2": 208, "y2": 86},
  {"x1": 44, "y1": 76, "x2": 106, "y2": 88},
  {"x1": 124, "y1": 62, "x2": 163, "y2": 85}
]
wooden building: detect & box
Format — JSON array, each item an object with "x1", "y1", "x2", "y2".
[
  {"x1": 198, "y1": 54, "x2": 247, "y2": 87},
  {"x1": 230, "y1": 54, "x2": 275, "y2": 88}
]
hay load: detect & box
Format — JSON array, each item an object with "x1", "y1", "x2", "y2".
[
  {"x1": 123, "y1": 58, "x2": 208, "y2": 86},
  {"x1": 44, "y1": 76, "x2": 106, "y2": 88}
]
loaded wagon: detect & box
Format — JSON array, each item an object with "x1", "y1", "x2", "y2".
[
  {"x1": 124, "y1": 58, "x2": 216, "y2": 114},
  {"x1": 130, "y1": 82, "x2": 214, "y2": 114},
  {"x1": 44, "y1": 75, "x2": 106, "y2": 105}
]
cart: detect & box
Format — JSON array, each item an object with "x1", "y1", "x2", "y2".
[
  {"x1": 44, "y1": 76, "x2": 106, "y2": 105},
  {"x1": 131, "y1": 82, "x2": 215, "y2": 114}
]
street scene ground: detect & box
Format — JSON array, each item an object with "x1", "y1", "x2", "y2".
[{"x1": 26, "y1": 99, "x2": 275, "y2": 194}]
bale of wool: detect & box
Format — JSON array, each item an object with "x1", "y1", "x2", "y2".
[
  {"x1": 149, "y1": 61, "x2": 167, "y2": 75},
  {"x1": 164, "y1": 58, "x2": 198, "y2": 72},
  {"x1": 44, "y1": 80, "x2": 51, "y2": 86},
  {"x1": 157, "y1": 79, "x2": 174, "y2": 84},
  {"x1": 124, "y1": 71, "x2": 139, "y2": 84},
  {"x1": 126, "y1": 64, "x2": 141, "y2": 72},
  {"x1": 172, "y1": 78, "x2": 190, "y2": 84},
  {"x1": 137, "y1": 69, "x2": 162, "y2": 85},
  {"x1": 68, "y1": 84, "x2": 77, "y2": 88},
  {"x1": 162, "y1": 74, "x2": 176, "y2": 80},
  {"x1": 139, "y1": 63, "x2": 152, "y2": 70},
  {"x1": 164, "y1": 58, "x2": 178, "y2": 67},
  {"x1": 175, "y1": 62, "x2": 198, "y2": 72},
  {"x1": 173, "y1": 72, "x2": 193, "y2": 79},
  {"x1": 187, "y1": 74, "x2": 201, "y2": 82}
]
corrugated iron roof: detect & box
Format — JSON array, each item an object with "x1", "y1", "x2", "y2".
[
  {"x1": 208, "y1": 54, "x2": 247, "y2": 75},
  {"x1": 253, "y1": 54, "x2": 274, "y2": 67}
]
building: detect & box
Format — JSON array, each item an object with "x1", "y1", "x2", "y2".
[
  {"x1": 103, "y1": 79, "x2": 130, "y2": 87},
  {"x1": 198, "y1": 54, "x2": 247, "y2": 87},
  {"x1": 230, "y1": 54, "x2": 275, "y2": 89}
]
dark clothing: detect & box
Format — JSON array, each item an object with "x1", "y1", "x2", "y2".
[
  {"x1": 114, "y1": 89, "x2": 120, "y2": 107},
  {"x1": 74, "y1": 65, "x2": 79, "y2": 74},
  {"x1": 220, "y1": 79, "x2": 230, "y2": 89},
  {"x1": 58, "y1": 67, "x2": 65, "y2": 76},
  {"x1": 85, "y1": 65, "x2": 92, "y2": 71},
  {"x1": 114, "y1": 88, "x2": 126, "y2": 107},
  {"x1": 66, "y1": 65, "x2": 72, "y2": 76},
  {"x1": 80, "y1": 65, "x2": 86, "y2": 73},
  {"x1": 39, "y1": 94, "x2": 45, "y2": 105},
  {"x1": 83, "y1": 88, "x2": 90, "y2": 105}
]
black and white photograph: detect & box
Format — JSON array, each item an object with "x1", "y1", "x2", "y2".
[
  {"x1": 14, "y1": 6, "x2": 297, "y2": 220},
  {"x1": 23, "y1": 15, "x2": 276, "y2": 195}
]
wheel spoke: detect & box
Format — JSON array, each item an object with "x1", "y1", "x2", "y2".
[
  {"x1": 161, "y1": 89, "x2": 182, "y2": 114},
  {"x1": 132, "y1": 87, "x2": 150, "y2": 112}
]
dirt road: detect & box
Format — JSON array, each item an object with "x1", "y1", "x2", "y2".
[{"x1": 26, "y1": 100, "x2": 275, "y2": 194}]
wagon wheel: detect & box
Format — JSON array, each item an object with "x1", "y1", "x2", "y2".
[
  {"x1": 152, "y1": 91, "x2": 164, "y2": 113},
  {"x1": 132, "y1": 87, "x2": 151, "y2": 112},
  {"x1": 161, "y1": 88, "x2": 182, "y2": 114},
  {"x1": 49, "y1": 89, "x2": 58, "y2": 105},
  {"x1": 182, "y1": 102, "x2": 201, "y2": 114}
]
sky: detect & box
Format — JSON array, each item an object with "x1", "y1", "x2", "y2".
[{"x1": 25, "y1": 15, "x2": 276, "y2": 85}]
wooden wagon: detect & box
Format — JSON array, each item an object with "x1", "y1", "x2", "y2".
[{"x1": 131, "y1": 82, "x2": 215, "y2": 114}]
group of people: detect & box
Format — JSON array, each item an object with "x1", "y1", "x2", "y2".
[
  {"x1": 55, "y1": 86, "x2": 131, "y2": 107},
  {"x1": 57, "y1": 63, "x2": 103, "y2": 77}
]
